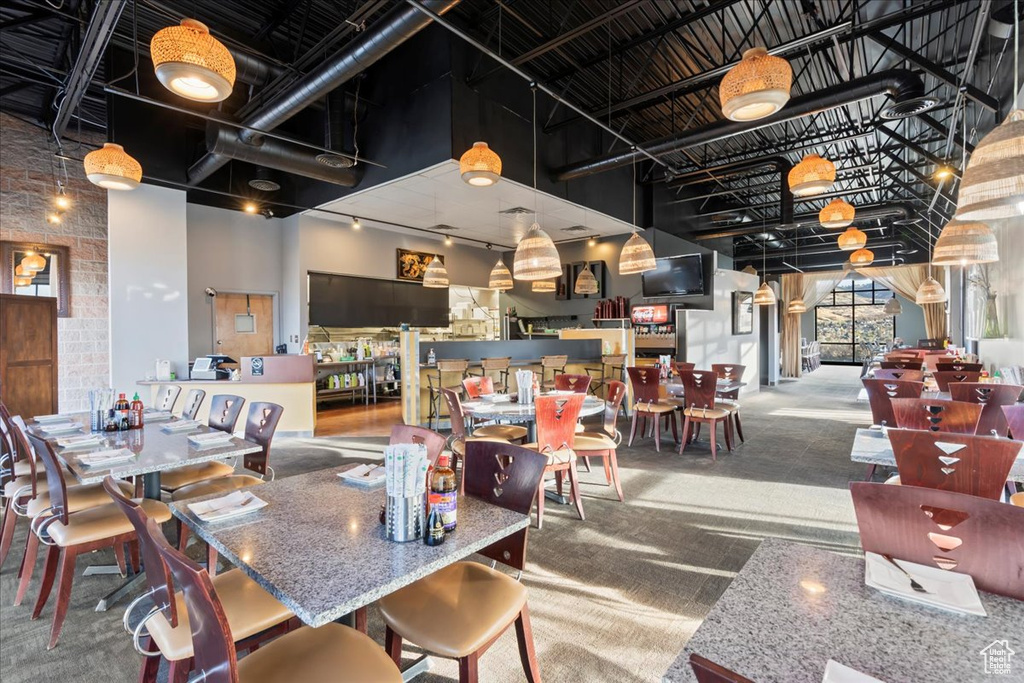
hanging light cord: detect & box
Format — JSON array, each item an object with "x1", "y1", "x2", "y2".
[
  {"x1": 1015, "y1": 0, "x2": 1020, "y2": 109},
  {"x1": 632, "y1": 155, "x2": 637, "y2": 233}
]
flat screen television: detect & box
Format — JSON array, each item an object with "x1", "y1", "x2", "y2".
[{"x1": 641, "y1": 254, "x2": 704, "y2": 297}]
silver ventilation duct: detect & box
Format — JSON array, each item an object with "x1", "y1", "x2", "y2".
[{"x1": 248, "y1": 167, "x2": 281, "y2": 192}]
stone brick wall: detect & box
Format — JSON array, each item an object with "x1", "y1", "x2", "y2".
[{"x1": 0, "y1": 112, "x2": 110, "y2": 411}]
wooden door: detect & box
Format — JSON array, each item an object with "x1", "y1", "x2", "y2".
[
  {"x1": 0, "y1": 294, "x2": 58, "y2": 417},
  {"x1": 213, "y1": 293, "x2": 274, "y2": 362}
]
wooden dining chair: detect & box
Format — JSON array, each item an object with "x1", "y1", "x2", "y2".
[
  {"x1": 1004, "y1": 404, "x2": 1024, "y2": 440},
  {"x1": 626, "y1": 366, "x2": 679, "y2": 452},
  {"x1": 584, "y1": 354, "x2": 626, "y2": 397},
  {"x1": 886, "y1": 429, "x2": 1022, "y2": 499},
  {"x1": 380, "y1": 440, "x2": 547, "y2": 683},
  {"x1": 0, "y1": 402, "x2": 21, "y2": 486},
  {"x1": 539, "y1": 354, "x2": 569, "y2": 390},
  {"x1": 861, "y1": 379, "x2": 924, "y2": 427},
  {"x1": 879, "y1": 360, "x2": 924, "y2": 370},
  {"x1": 148, "y1": 516, "x2": 402, "y2": 683},
  {"x1": 920, "y1": 351, "x2": 950, "y2": 374},
  {"x1": 916, "y1": 338, "x2": 944, "y2": 349},
  {"x1": 677, "y1": 370, "x2": 736, "y2": 461},
  {"x1": 18, "y1": 433, "x2": 171, "y2": 648},
  {"x1": 180, "y1": 388, "x2": 206, "y2": 420},
  {"x1": 689, "y1": 654, "x2": 755, "y2": 683},
  {"x1": 102, "y1": 477, "x2": 295, "y2": 683},
  {"x1": 872, "y1": 368, "x2": 925, "y2": 382},
  {"x1": 462, "y1": 375, "x2": 494, "y2": 399},
  {"x1": 477, "y1": 357, "x2": 512, "y2": 393},
  {"x1": 851, "y1": 482, "x2": 1024, "y2": 600},
  {"x1": 573, "y1": 380, "x2": 627, "y2": 502},
  {"x1": 390, "y1": 425, "x2": 448, "y2": 471},
  {"x1": 932, "y1": 370, "x2": 982, "y2": 392},
  {"x1": 524, "y1": 393, "x2": 586, "y2": 528},
  {"x1": 711, "y1": 363, "x2": 746, "y2": 443},
  {"x1": 947, "y1": 383, "x2": 1023, "y2": 437},
  {"x1": 554, "y1": 373, "x2": 592, "y2": 393},
  {"x1": 885, "y1": 351, "x2": 922, "y2": 361},
  {"x1": 891, "y1": 398, "x2": 983, "y2": 434},
  {"x1": 673, "y1": 361, "x2": 695, "y2": 376},
  {"x1": 152, "y1": 385, "x2": 182, "y2": 412},
  {"x1": 208, "y1": 394, "x2": 246, "y2": 434},
  {"x1": 159, "y1": 394, "x2": 247, "y2": 495},
  {"x1": 440, "y1": 388, "x2": 512, "y2": 494},
  {"x1": 935, "y1": 361, "x2": 983, "y2": 373},
  {"x1": 427, "y1": 359, "x2": 471, "y2": 430}
]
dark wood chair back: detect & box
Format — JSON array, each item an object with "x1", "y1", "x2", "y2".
[
  {"x1": 390, "y1": 425, "x2": 447, "y2": 470},
  {"x1": 862, "y1": 379, "x2": 924, "y2": 427},
  {"x1": 873, "y1": 369, "x2": 925, "y2": 382},
  {"x1": 689, "y1": 654, "x2": 754, "y2": 683},
  {"x1": 101, "y1": 477, "x2": 179, "y2": 627},
  {"x1": 181, "y1": 388, "x2": 206, "y2": 420},
  {"x1": 891, "y1": 398, "x2": 982, "y2": 434},
  {"x1": 8, "y1": 415, "x2": 40, "y2": 492},
  {"x1": 463, "y1": 440, "x2": 547, "y2": 572},
  {"x1": 627, "y1": 366, "x2": 661, "y2": 405},
  {"x1": 208, "y1": 395, "x2": 245, "y2": 434},
  {"x1": 710, "y1": 364, "x2": 745, "y2": 382},
  {"x1": 673, "y1": 361, "x2": 695, "y2": 376},
  {"x1": 534, "y1": 394, "x2": 585, "y2": 454},
  {"x1": 153, "y1": 385, "x2": 181, "y2": 412},
  {"x1": 677, "y1": 370, "x2": 720, "y2": 410},
  {"x1": 0, "y1": 402, "x2": 16, "y2": 467},
  {"x1": 241, "y1": 402, "x2": 283, "y2": 476},
  {"x1": 440, "y1": 387, "x2": 468, "y2": 441},
  {"x1": 851, "y1": 482, "x2": 1024, "y2": 600},
  {"x1": 887, "y1": 429, "x2": 1022, "y2": 500},
  {"x1": 885, "y1": 351, "x2": 922, "y2": 361},
  {"x1": 916, "y1": 338, "x2": 944, "y2": 349},
  {"x1": 25, "y1": 432, "x2": 70, "y2": 525},
  {"x1": 462, "y1": 376, "x2": 494, "y2": 399},
  {"x1": 599, "y1": 380, "x2": 627, "y2": 439},
  {"x1": 1004, "y1": 404, "x2": 1024, "y2": 440},
  {"x1": 947, "y1": 383, "x2": 1023, "y2": 437},
  {"x1": 554, "y1": 373, "x2": 591, "y2": 393},
  {"x1": 933, "y1": 370, "x2": 982, "y2": 393},
  {"x1": 879, "y1": 360, "x2": 924, "y2": 370},
  {"x1": 935, "y1": 361, "x2": 983, "y2": 373}
]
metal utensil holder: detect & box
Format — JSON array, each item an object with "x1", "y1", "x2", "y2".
[{"x1": 385, "y1": 492, "x2": 426, "y2": 543}]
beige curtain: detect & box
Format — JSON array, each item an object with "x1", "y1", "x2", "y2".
[
  {"x1": 855, "y1": 264, "x2": 948, "y2": 340},
  {"x1": 781, "y1": 270, "x2": 848, "y2": 378}
]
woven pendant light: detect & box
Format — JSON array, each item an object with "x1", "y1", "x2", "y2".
[
  {"x1": 850, "y1": 248, "x2": 874, "y2": 267},
  {"x1": 574, "y1": 263, "x2": 599, "y2": 295},
  {"x1": 21, "y1": 252, "x2": 46, "y2": 272},
  {"x1": 955, "y1": 110, "x2": 1024, "y2": 221},
  {"x1": 719, "y1": 47, "x2": 792, "y2": 122},
  {"x1": 932, "y1": 219, "x2": 1000, "y2": 265},
  {"x1": 514, "y1": 223, "x2": 561, "y2": 280},
  {"x1": 14, "y1": 264, "x2": 28, "y2": 277},
  {"x1": 788, "y1": 154, "x2": 836, "y2": 196},
  {"x1": 837, "y1": 227, "x2": 867, "y2": 251},
  {"x1": 787, "y1": 298, "x2": 807, "y2": 314},
  {"x1": 883, "y1": 295, "x2": 902, "y2": 316},
  {"x1": 459, "y1": 142, "x2": 501, "y2": 186},
  {"x1": 84, "y1": 143, "x2": 142, "y2": 190},
  {"x1": 819, "y1": 198, "x2": 856, "y2": 228},
  {"x1": 532, "y1": 279, "x2": 556, "y2": 293},
  {"x1": 14, "y1": 276, "x2": 32, "y2": 287},
  {"x1": 151, "y1": 19, "x2": 236, "y2": 102},
  {"x1": 422, "y1": 256, "x2": 449, "y2": 288},
  {"x1": 916, "y1": 276, "x2": 946, "y2": 304},
  {"x1": 741, "y1": 265, "x2": 757, "y2": 275},
  {"x1": 488, "y1": 259, "x2": 512, "y2": 290},
  {"x1": 754, "y1": 281, "x2": 776, "y2": 305},
  {"x1": 619, "y1": 231, "x2": 657, "y2": 275}
]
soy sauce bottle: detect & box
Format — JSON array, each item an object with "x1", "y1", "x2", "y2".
[{"x1": 424, "y1": 505, "x2": 445, "y2": 546}]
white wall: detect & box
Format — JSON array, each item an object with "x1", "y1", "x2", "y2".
[
  {"x1": 978, "y1": 218, "x2": 1024, "y2": 371},
  {"x1": 108, "y1": 185, "x2": 190, "y2": 393}
]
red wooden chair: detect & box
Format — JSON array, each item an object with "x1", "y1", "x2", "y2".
[
  {"x1": 885, "y1": 350, "x2": 923, "y2": 361},
  {"x1": 690, "y1": 654, "x2": 755, "y2": 683},
  {"x1": 712, "y1": 363, "x2": 746, "y2": 443},
  {"x1": 390, "y1": 424, "x2": 447, "y2": 469},
  {"x1": 887, "y1": 430, "x2": 1021, "y2": 500},
  {"x1": 462, "y1": 375, "x2": 494, "y2": 399},
  {"x1": 1004, "y1": 404, "x2": 1024, "y2": 440},
  {"x1": 935, "y1": 361, "x2": 983, "y2": 373},
  {"x1": 851, "y1": 482, "x2": 1024, "y2": 600},
  {"x1": 872, "y1": 368, "x2": 925, "y2": 382},
  {"x1": 626, "y1": 366, "x2": 679, "y2": 452},
  {"x1": 891, "y1": 398, "x2": 982, "y2": 434},
  {"x1": 673, "y1": 361, "x2": 695, "y2": 376},
  {"x1": 573, "y1": 380, "x2": 628, "y2": 502},
  {"x1": 524, "y1": 393, "x2": 586, "y2": 528},
  {"x1": 947, "y1": 383, "x2": 1022, "y2": 437},
  {"x1": 861, "y1": 379, "x2": 924, "y2": 427},
  {"x1": 933, "y1": 370, "x2": 982, "y2": 392},
  {"x1": 879, "y1": 360, "x2": 923, "y2": 370},
  {"x1": 678, "y1": 370, "x2": 735, "y2": 461},
  {"x1": 554, "y1": 373, "x2": 592, "y2": 393}
]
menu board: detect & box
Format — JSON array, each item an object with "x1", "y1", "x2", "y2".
[{"x1": 631, "y1": 304, "x2": 670, "y2": 325}]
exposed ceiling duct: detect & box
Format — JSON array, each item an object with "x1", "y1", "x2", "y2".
[
  {"x1": 247, "y1": 167, "x2": 281, "y2": 192},
  {"x1": 670, "y1": 156, "x2": 794, "y2": 226},
  {"x1": 692, "y1": 202, "x2": 913, "y2": 241},
  {"x1": 733, "y1": 240, "x2": 906, "y2": 262},
  {"x1": 187, "y1": 0, "x2": 461, "y2": 186},
  {"x1": 552, "y1": 69, "x2": 937, "y2": 182}
]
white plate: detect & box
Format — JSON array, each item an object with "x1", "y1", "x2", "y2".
[
  {"x1": 189, "y1": 491, "x2": 267, "y2": 522},
  {"x1": 162, "y1": 420, "x2": 202, "y2": 433},
  {"x1": 57, "y1": 434, "x2": 107, "y2": 450},
  {"x1": 864, "y1": 552, "x2": 986, "y2": 616},
  {"x1": 338, "y1": 463, "x2": 386, "y2": 487},
  {"x1": 76, "y1": 448, "x2": 135, "y2": 467},
  {"x1": 143, "y1": 411, "x2": 173, "y2": 422},
  {"x1": 188, "y1": 433, "x2": 234, "y2": 449},
  {"x1": 823, "y1": 660, "x2": 885, "y2": 683},
  {"x1": 39, "y1": 423, "x2": 84, "y2": 436},
  {"x1": 33, "y1": 414, "x2": 71, "y2": 424}
]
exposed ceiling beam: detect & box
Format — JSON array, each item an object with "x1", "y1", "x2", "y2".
[{"x1": 0, "y1": 10, "x2": 54, "y2": 31}]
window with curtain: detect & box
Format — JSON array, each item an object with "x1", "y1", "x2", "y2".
[{"x1": 814, "y1": 278, "x2": 896, "y2": 363}]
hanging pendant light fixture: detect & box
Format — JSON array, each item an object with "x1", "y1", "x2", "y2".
[
  {"x1": 422, "y1": 256, "x2": 449, "y2": 288},
  {"x1": 719, "y1": 47, "x2": 792, "y2": 122},
  {"x1": 459, "y1": 142, "x2": 501, "y2": 186},
  {"x1": 488, "y1": 259, "x2": 512, "y2": 290},
  {"x1": 741, "y1": 265, "x2": 757, "y2": 275},
  {"x1": 932, "y1": 219, "x2": 999, "y2": 265},
  {"x1": 532, "y1": 279, "x2": 556, "y2": 293},
  {"x1": 151, "y1": 19, "x2": 236, "y2": 102},
  {"x1": 787, "y1": 229, "x2": 807, "y2": 313},
  {"x1": 850, "y1": 247, "x2": 874, "y2": 267},
  {"x1": 21, "y1": 252, "x2": 46, "y2": 272},
  {"x1": 819, "y1": 198, "x2": 856, "y2": 228},
  {"x1": 13, "y1": 276, "x2": 32, "y2": 288},
  {"x1": 574, "y1": 262, "x2": 599, "y2": 295},
  {"x1": 619, "y1": 156, "x2": 657, "y2": 275},
  {"x1": 788, "y1": 154, "x2": 836, "y2": 196},
  {"x1": 883, "y1": 294, "x2": 902, "y2": 316},
  {"x1": 14, "y1": 264, "x2": 28, "y2": 278},
  {"x1": 916, "y1": 220, "x2": 946, "y2": 304},
  {"x1": 83, "y1": 143, "x2": 142, "y2": 190},
  {"x1": 514, "y1": 88, "x2": 561, "y2": 281},
  {"x1": 754, "y1": 224, "x2": 776, "y2": 305},
  {"x1": 837, "y1": 227, "x2": 867, "y2": 251}
]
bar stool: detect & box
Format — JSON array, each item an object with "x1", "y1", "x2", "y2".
[
  {"x1": 427, "y1": 359, "x2": 470, "y2": 430},
  {"x1": 539, "y1": 354, "x2": 568, "y2": 390},
  {"x1": 584, "y1": 354, "x2": 626, "y2": 397},
  {"x1": 477, "y1": 357, "x2": 511, "y2": 393}
]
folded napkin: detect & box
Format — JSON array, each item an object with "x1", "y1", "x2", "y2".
[
  {"x1": 56, "y1": 434, "x2": 106, "y2": 450},
  {"x1": 188, "y1": 432, "x2": 235, "y2": 449},
  {"x1": 76, "y1": 448, "x2": 135, "y2": 467},
  {"x1": 161, "y1": 420, "x2": 202, "y2": 433},
  {"x1": 188, "y1": 491, "x2": 267, "y2": 522},
  {"x1": 33, "y1": 414, "x2": 70, "y2": 424},
  {"x1": 338, "y1": 463, "x2": 386, "y2": 486},
  {"x1": 39, "y1": 422, "x2": 83, "y2": 435},
  {"x1": 823, "y1": 660, "x2": 886, "y2": 683},
  {"x1": 143, "y1": 411, "x2": 173, "y2": 422}
]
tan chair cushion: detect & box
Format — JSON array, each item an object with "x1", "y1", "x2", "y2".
[
  {"x1": 884, "y1": 474, "x2": 901, "y2": 485},
  {"x1": 238, "y1": 622, "x2": 401, "y2": 683},
  {"x1": 47, "y1": 498, "x2": 171, "y2": 547},
  {"x1": 452, "y1": 436, "x2": 508, "y2": 458},
  {"x1": 574, "y1": 422, "x2": 585, "y2": 434},
  {"x1": 171, "y1": 474, "x2": 265, "y2": 502},
  {"x1": 717, "y1": 398, "x2": 740, "y2": 408},
  {"x1": 635, "y1": 402, "x2": 677, "y2": 414},
  {"x1": 682, "y1": 406, "x2": 731, "y2": 419},
  {"x1": 572, "y1": 434, "x2": 617, "y2": 452},
  {"x1": 1011, "y1": 492, "x2": 1024, "y2": 507},
  {"x1": 3, "y1": 471, "x2": 76, "y2": 498},
  {"x1": 472, "y1": 424, "x2": 528, "y2": 441},
  {"x1": 26, "y1": 480, "x2": 134, "y2": 517},
  {"x1": 522, "y1": 443, "x2": 576, "y2": 465},
  {"x1": 378, "y1": 561, "x2": 527, "y2": 659},
  {"x1": 148, "y1": 568, "x2": 294, "y2": 661},
  {"x1": 12, "y1": 459, "x2": 33, "y2": 478},
  {"x1": 159, "y1": 461, "x2": 236, "y2": 492}
]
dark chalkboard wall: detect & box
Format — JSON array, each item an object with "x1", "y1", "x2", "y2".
[{"x1": 308, "y1": 272, "x2": 449, "y2": 327}]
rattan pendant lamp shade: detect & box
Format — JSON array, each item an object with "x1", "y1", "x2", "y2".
[
  {"x1": 787, "y1": 298, "x2": 807, "y2": 314},
  {"x1": 788, "y1": 154, "x2": 836, "y2": 196},
  {"x1": 916, "y1": 276, "x2": 946, "y2": 304},
  {"x1": 13, "y1": 276, "x2": 33, "y2": 288},
  {"x1": 719, "y1": 47, "x2": 792, "y2": 121},
  {"x1": 488, "y1": 260, "x2": 513, "y2": 290},
  {"x1": 83, "y1": 143, "x2": 142, "y2": 190},
  {"x1": 837, "y1": 227, "x2": 867, "y2": 251},
  {"x1": 574, "y1": 263, "x2": 599, "y2": 294},
  {"x1": 514, "y1": 223, "x2": 562, "y2": 280},
  {"x1": 819, "y1": 199, "x2": 856, "y2": 228},
  {"x1": 932, "y1": 219, "x2": 999, "y2": 265},
  {"x1": 21, "y1": 253, "x2": 46, "y2": 272},
  {"x1": 151, "y1": 19, "x2": 236, "y2": 102},
  {"x1": 955, "y1": 110, "x2": 1024, "y2": 221},
  {"x1": 883, "y1": 295, "x2": 902, "y2": 315},
  {"x1": 850, "y1": 248, "x2": 874, "y2": 266},
  {"x1": 754, "y1": 282, "x2": 776, "y2": 305},
  {"x1": 532, "y1": 279, "x2": 556, "y2": 293},
  {"x1": 422, "y1": 256, "x2": 449, "y2": 288},
  {"x1": 619, "y1": 157, "x2": 657, "y2": 275},
  {"x1": 459, "y1": 142, "x2": 502, "y2": 186}
]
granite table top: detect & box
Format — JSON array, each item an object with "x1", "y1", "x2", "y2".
[
  {"x1": 462, "y1": 395, "x2": 606, "y2": 421},
  {"x1": 171, "y1": 465, "x2": 530, "y2": 627},
  {"x1": 850, "y1": 427, "x2": 1024, "y2": 482},
  {"x1": 30, "y1": 415, "x2": 261, "y2": 485},
  {"x1": 663, "y1": 538, "x2": 1024, "y2": 683}
]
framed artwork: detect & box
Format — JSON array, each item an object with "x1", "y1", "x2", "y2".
[
  {"x1": 732, "y1": 290, "x2": 754, "y2": 335},
  {"x1": 571, "y1": 260, "x2": 606, "y2": 299},
  {"x1": 556, "y1": 264, "x2": 572, "y2": 300},
  {"x1": 1, "y1": 241, "x2": 71, "y2": 317},
  {"x1": 396, "y1": 249, "x2": 443, "y2": 282}
]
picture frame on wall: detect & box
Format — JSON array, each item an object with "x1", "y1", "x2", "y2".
[
  {"x1": 571, "y1": 260, "x2": 606, "y2": 299},
  {"x1": 732, "y1": 290, "x2": 754, "y2": 335},
  {"x1": 556, "y1": 264, "x2": 572, "y2": 300},
  {"x1": 396, "y1": 249, "x2": 443, "y2": 282}
]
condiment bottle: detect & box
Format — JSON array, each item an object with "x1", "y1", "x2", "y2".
[
  {"x1": 129, "y1": 392, "x2": 144, "y2": 429},
  {"x1": 429, "y1": 454, "x2": 457, "y2": 532}
]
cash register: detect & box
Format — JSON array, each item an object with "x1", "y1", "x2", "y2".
[{"x1": 190, "y1": 355, "x2": 237, "y2": 380}]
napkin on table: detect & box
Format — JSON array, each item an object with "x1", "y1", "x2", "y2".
[
  {"x1": 76, "y1": 448, "x2": 135, "y2": 467},
  {"x1": 188, "y1": 491, "x2": 267, "y2": 522}
]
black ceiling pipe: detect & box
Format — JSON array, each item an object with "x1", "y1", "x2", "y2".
[
  {"x1": 733, "y1": 240, "x2": 905, "y2": 262},
  {"x1": 552, "y1": 69, "x2": 937, "y2": 182},
  {"x1": 692, "y1": 202, "x2": 913, "y2": 241},
  {"x1": 187, "y1": 0, "x2": 461, "y2": 186},
  {"x1": 670, "y1": 156, "x2": 794, "y2": 226}
]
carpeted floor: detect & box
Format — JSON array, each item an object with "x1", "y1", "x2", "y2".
[{"x1": 0, "y1": 365, "x2": 871, "y2": 682}]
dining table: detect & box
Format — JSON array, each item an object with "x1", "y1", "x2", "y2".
[
  {"x1": 461, "y1": 393, "x2": 606, "y2": 443},
  {"x1": 172, "y1": 464, "x2": 530, "y2": 680},
  {"x1": 662, "y1": 538, "x2": 1024, "y2": 683}
]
